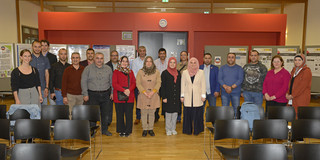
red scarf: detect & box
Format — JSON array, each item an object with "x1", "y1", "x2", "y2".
[{"x1": 167, "y1": 57, "x2": 178, "y2": 83}]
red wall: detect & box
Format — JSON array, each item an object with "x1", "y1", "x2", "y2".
[{"x1": 38, "y1": 12, "x2": 286, "y2": 63}]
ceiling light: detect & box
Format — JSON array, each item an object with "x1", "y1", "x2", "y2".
[
  {"x1": 225, "y1": 8, "x2": 254, "y2": 10},
  {"x1": 67, "y1": 6, "x2": 97, "y2": 9}
]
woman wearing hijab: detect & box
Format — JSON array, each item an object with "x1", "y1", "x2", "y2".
[
  {"x1": 112, "y1": 56, "x2": 136, "y2": 137},
  {"x1": 286, "y1": 54, "x2": 312, "y2": 115},
  {"x1": 161, "y1": 57, "x2": 181, "y2": 136},
  {"x1": 180, "y1": 57, "x2": 206, "y2": 135},
  {"x1": 136, "y1": 56, "x2": 161, "y2": 137}
]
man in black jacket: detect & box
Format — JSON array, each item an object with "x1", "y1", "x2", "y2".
[{"x1": 106, "y1": 50, "x2": 119, "y2": 71}]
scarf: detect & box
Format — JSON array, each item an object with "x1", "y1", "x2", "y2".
[
  {"x1": 167, "y1": 57, "x2": 178, "y2": 83},
  {"x1": 187, "y1": 57, "x2": 199, "y2": 77},
  {"x1": 116, "y1": 62, "x2": 131, "y2": 75},
  {"x1": 142, "y1": 56, "x2": 156, "y2": 75},
  {"x1": 293, "y1": 54, "x2": 306, "y2": 77}
]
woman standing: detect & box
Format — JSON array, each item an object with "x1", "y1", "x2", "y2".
[
  {"x1": 112, "y1": 56, "x2": 136, "y2": 137},
  {"x1": 180, "y1": 57, "x2": 206, "y2": 135},
  {"x1": 11, "y1": 49, "x2": 43, "y2": 106},
  {"x1": 161, "y1": 57, "x2": 181, "y2": 136},
  {"x1": 286, "y1": 54, "x2": 312, "y2": 115},
  {"x1": 136, "y1": 56, "x2": 161, "y2": 137},
  {"x1": 263, "y1": 55, "x2": 291, "y2": 115}
]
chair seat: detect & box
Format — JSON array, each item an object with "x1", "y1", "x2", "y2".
[
  {"x1": 215, "y1": 146, "x2": 239, "y2": 160},
  {"x1": 61, "y1": 147, "x2": 89, "y2": 158}
]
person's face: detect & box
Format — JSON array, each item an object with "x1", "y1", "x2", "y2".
[
  {"x1": 146, "y1": 58, "x2": 153, "y2": 68},
  {"x1": 110, "y1": 51, "x2": 119, "y2": 63},
  {"x1": 272, "y1": 58, "x2": 282, "y2": 69},
  {"x1": 203, "y1": 55, "x2": 212, "y2": 65},
  {"x1": 159, "y1": 51, "x2": 166, "y2": 60},
  {"x1": 41, "y1": 42, "x2": 49, "y2": 53},
  {"x1": 58, "y1": 50, "x2": 67, "y2": 62},
  {"x1": 94, "y1": 54, "x2": 104, "y2": 67},
  {"x1": 190, "y1": 59, "x2": 197, "y2": 69},
  {"x1": 180, "y1": 52, "x2": 188, "y2": 62},
  {"x1": 169, "y1": 59, "x2": 176, "y2": 69},
  {"x1": 250, "y1": 51, "x2": 259, "y2": 64},
  {"x1": 32, "y1": 42, "x2": 41, "y2": 54},
  {"x1": 86, "y1": 50, "x2": 95, "y2": 61},
  {"x1": 294, "y1": 57, "x2": 303, "y2": 67},
  {"x1": 138, "y1": 48, "x2": 146, "y2": 57},
  {"x1": 227, "y1": 54, "x2": 236, "y2": 65},
  {"x1": 71, "y1": 54, "x2": 80, "y2": 65},
  {"x1": 121, "y1": 58, "x2": 129, "y2": 68},
  {"x1": 20, "y1": 51, "x2": 32, "y2": 64}
]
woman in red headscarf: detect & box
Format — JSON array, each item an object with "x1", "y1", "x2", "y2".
[
  {"x1": 286, "y1": 54, "x2": 312, "y2": 115},
  {"x1": 180, "y1": 57, "x2": 206, "y2": 135},
  {"x1": 161, "y1": 57, "x2": 181, "y2": 136}
]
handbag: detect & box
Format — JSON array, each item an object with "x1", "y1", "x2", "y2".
[{"x1": 117, "y1": 74, "x2": 130, "y2": 101}]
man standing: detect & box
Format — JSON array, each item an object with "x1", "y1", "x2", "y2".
[
  {"x1": 176, "y1": 51, "x2": 188, "y2": 73},
  {"x1": 30, "y1": 40, "x2": 50, "y2": 106},
  {"x1": 62, "y1": 52, "x2": 84, "y2": 117},
  {"x1": 81, "y1": 52, "x2": 113, "y2": 136},
  {"x1": 80, "y1": 48, "x2": 95, "y2": 67},
  {"x1": 49, "y1": 48, "x2": 70, "y2": 105},
  {"x1": 106, "y1": 50, "x2": 119, "y2": 71},
  {"x1": 242, "y1": 50, "x2": 268, "y2": 107},
  {"x1": 131, "y1": 46, "x2": 147, "y2": 124},
  {"x1": 218, "y1": 53, "x2": 244, "y2": 116},
  {"x1": 199, "y1": 53, "x2": 220, "y2": 107},
  {"x1": 154, "y1": 48, "x2": 168, "y2": 74}
]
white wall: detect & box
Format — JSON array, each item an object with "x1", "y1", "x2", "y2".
[
  {"x1": 0, "y1": 0, "x2": 17, "y2": 43},
  {"x1": 306, "y1": 0, "x2": 320, "y2": 45}
]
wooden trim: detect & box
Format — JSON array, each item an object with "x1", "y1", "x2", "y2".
[
  {"x1": 281, "y1": 1, "x2": 284, "y2": 14},
  {"x1": 40, "y1": 0, "x2": 44, "y2": 11},
  {"x1": 112, "y1": 0, "x2": 115, "y2": 12},
  {"x1": 302, "y1": 0, "x2": 308, "y2": 52},
  {"x1": 16, "y1": 0, "x2": 21, "y2": 43},
  {"x1": 20, "y1": 0, "x2": 307, "y2": 3}
]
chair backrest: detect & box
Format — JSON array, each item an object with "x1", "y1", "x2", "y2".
[
  {"x1": 41, "y1": 105, "x2": 69, "y2": 120},
  {"x1": 291, "y1": 119, "x2": 320, "y2": 140},
  {"x1": 0, "y1": 143, "x2": 6, "y2": 160},
  {"x1": 72, "y1": 105, "x2": 100, "y2": 122},
  {"x1": 252, "y1": 119, "x2": 288, "y2": 140},
  {"x1": 0, "y1": 119, "x2": 10, "y2": 140},
  {"x1": 293, "y1": 144, "x2": 320, "y2": 160},
  {"x1": 267, "y1": 106, "x2": 295, "y2": 122},
  {"x1": 14, "y1": 119, "x2": 51, "y2": 140},
  {"x1": 9, "y1": 109, "x2": 30, "y2": 120},
  {"x1": 298, "y1": 106, "x2": 320, "y2": 119},
  {"x1": 206, "y1": 106, "x2": 234, "y2": 124},
  {"x1": 11, "y1": 143, "x2": 61, "y2": 160},
  {"x1": 214, "y1": 120, "x2": 250, "y2": 140},
  {"x1": 54, "y1": 119, "x2": 90, "y2": 141},
  {"x1": 239, "y1": 144, "x2": 287, "y2": 160},
  {"x1": 0, "y1": 105, "x2": 6, "y2": 119}
]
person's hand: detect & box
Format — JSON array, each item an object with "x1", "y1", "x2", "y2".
[
  {"x1": 225, "y1": 86, "x2": 232, "y2": 94},
  {"x1": 231, "y1": 84, "x2": 237, "y2": 89},
  {"x1": 124, "y1": 89, "x2": 130, "y2": 96},
  {"x1": 286, "y1": 94, "x2": 293, "y2": 100},
  {"x1": 180, "y1": 98, "x2": 184, "y2": 102},
  {"x1": 39, "y1": 96, "x2": 43, "y2": 103},
  {"x1": 163, "y1": 99, "x2": 167, "y2": 103},
  {"x1": 214, "y1": 92, "x2": 219, "y2": 97},
  {"x1": 143, "y1": 92, "x2": 148, "y2": 97},
  {"x1": 63, "y1": 97, "x2": 68, "y2": 104},
  {"x1": 110, "y1": 94, "x2": 113, "y2": 100},
  {"x1": 201, "y1": 97, "x2": 206, "y2": 102},
  {"x1": 15, "y1": 99, "x2": 21, "y2": 104},
  {"x1": 44, "y1": 88, "x2": 49, "y2": 98},
  {"x1": 241, "y1": 93, "x2": 243, "y2": 97},
  {"x1": 264, "y1": 93, "x2": 270, "y2": 101},
  {"x1": 148, "y1": 91, "x2": 155, "y2": 99},
  {"x1": 50, "y1": 93, "x2": 56, "y2": 99},
  {"x1": 83, "y1": 96, "x2": 89, "y2": 102},
  {"x1": 270, "y1": 96, "x2": 276, "y2": 100}
]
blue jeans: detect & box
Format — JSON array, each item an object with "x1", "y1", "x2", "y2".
[
  {"x1": 41, "y1": 90, "x2": 48, "y2": 105},
  {"x1": 242, "y1": 91, "x2": 263, "y2": 107},
  {"x1": 221, "y1": 92, "x2": 240, "y2": 117},
  {"x1": 54, "y1": 90, "x2": 64, "y2": 105},
  {"x1": 203, "y1": 93, "x2": 217, "y2": 108}
]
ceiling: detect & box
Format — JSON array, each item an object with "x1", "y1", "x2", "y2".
[{"x1": 21, "y1": 0, "x2": 307, "y2": 13}]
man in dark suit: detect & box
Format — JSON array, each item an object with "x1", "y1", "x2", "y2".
[
  {"x1": 80, "y1": 48, "x2": 95, "y2": 67},
  {"x1": 106, "y1": 50, "x2": 119, "y2": 71}
]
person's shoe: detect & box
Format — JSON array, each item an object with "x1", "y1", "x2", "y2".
[
  {"x1": 119, "y1": 133, "x2": 125, "y2": 137},
  {"x1": 134, "y1": 119, "x2": 140, "y2": 125},
  {"x1": 125, "y1": 133, "x2": 130, "y2": 137},
  {"x1": 166, "y1": 131, "x2": 172, "y2": 136},
  {"x1": 142, "y1": 130, "x2": 148, "y2": 137},
  {"x1": 148, "y1": 130, "x2": 155, "y2": 136},
  {"x1": 172, "y1": 130, "x2": 178, "y2": 135},
  {"x1": 103, "y1": 130, "x2": 112, "y2": 136}
]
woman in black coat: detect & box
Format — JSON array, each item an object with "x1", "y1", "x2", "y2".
[{"x1": 161, "y1": 57, "x2": 181, "y2": 136}]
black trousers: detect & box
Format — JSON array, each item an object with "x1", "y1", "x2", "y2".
[
  {"x1": 183, "y1": 106, "x2": 204, "y2": 135},
  {"x1": 115, "y1": 102, "x2": 134, "y2": 134},
  {"x1": 265, "y1": 100, "x2": 287, "y2": 117}
]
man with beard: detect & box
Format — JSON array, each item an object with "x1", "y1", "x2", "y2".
[
  {"x1": 80, "y1": 48, "x2": 95, "y2": 67},
  {"x1": 242, "y1": 50, "x2": 267, "y2": 107},
  {"x1": 218, "y1": 53, "x2": 244, "y2": 116}
]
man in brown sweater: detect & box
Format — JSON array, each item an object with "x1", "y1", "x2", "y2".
[{"x1": 62, "y1": 52, "x2": 85, "y2": 117}]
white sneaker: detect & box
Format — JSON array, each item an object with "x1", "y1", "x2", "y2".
[
  {"x1": 172, "y1": 130, "x2": 177, "y2": 135},
  {"x1": 166, "y1": 131, "x2": 172, "y2": 136}
]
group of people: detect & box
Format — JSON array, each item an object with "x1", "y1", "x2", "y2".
[{"x1": 10, "y1": 40, "x2": 312, "y2": 138}]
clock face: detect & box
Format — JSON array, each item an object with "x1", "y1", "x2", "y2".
[{"x1": 159, "y1": 19, "x2": 167, "y2": 28}]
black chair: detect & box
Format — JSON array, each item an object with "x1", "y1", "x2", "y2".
[
  {"x1": 14, "y1": 119, "x2": 51, "y2": 143},
  {"x1": 9, "y1": 109, "x2": 30, "y2": 120},
  {"x1": 297, "y1": 106, "x2": 320, "y2": 119},
  {"x1": 214, "y1": 120, "x2": 250, "y2": 160},
  {"x1": 0, "y1": 143, "x2": 6, "y2": 160},
  {"x1": 54, "y1": 119, "x2": 91, "y2": 160},
  {"x1": 239, "y1": 144, "x2": 287, "y2": 160},
  {"x1": 292, "y1": 144, "x2": 320, "y2": 160},
  {"x1": 41, "y1": 105, "x2": 70, "y2": 121},
  {"x1": 0, "y1": 119, "x2": 11, "y2": 146},
  {"x1": 11, "y1": 143, "x2": 61, "y2": 160},
  {"x1": 252, "y1": 119, "x2": 288, "y2": 142},
  {"x1": 0, "y1": 105, "x2": 6, "y2": 119},
  {"x1": 205, "y1": 106, "x2": 234, "y2": 160},
  {"x1": 267, "y1": 106, "x2": 296, "y2": 122},
  {"x1": 291, "y1": 119, "x2": 320, "y2": 141}
]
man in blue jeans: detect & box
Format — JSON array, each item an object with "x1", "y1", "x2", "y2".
[
  {"x1": 241, "y1": 50, "x2": 267, "y2": 107},
  {"x1": 218, "y1": 53, "x2": 244, "y2": 116},
  {"x1": 200, "y1": 53, "x2": 220, "y2": 108}
]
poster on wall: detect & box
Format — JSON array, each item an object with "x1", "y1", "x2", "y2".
[
  {"x1": 116, "y1": 45, "x2": 136, "y2": 64},
  {"x1": 92, "y1": 45, "x2": 111, "y2": 63},
  {"x1": 253, "y1": 48, "x2": 272, "y2": 69},
  {"x1": 0, "y1": 43, "x2": 14, "y2": 78},
  {"x1": 15, "y1": 43, "x2": 32, "y2": 67},
  {"x1": 67, "y1": 45, "x2": 89, "y2": 63},
  {"x1": 214, "y1": 56, "x2": 221, "y2": 66},
  {"x1": 49, "y1": 44, "x2": 68, "y2": 57},
  {"x1": 306, "y1": 51, "x2": 320, "y2": 77},
  {"x1": 229, "y1": 48, "x2": 247, "y2": 67},
  {"x1": 277, "y1": 47, "x2": 298, "y2": 72}
]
